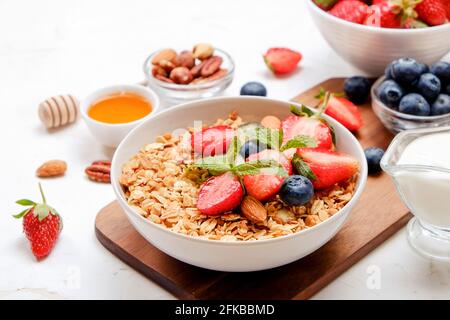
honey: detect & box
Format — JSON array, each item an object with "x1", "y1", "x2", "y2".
[{"x1": 88, "y1": 92, "x2": 152, "y2": 124}]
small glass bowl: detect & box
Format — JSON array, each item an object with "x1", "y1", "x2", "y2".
[
  {"x1": 371, "y1": 76, "x2": 450, "y2": 134},
  {"x1": 143, "y1": 48, "x2": 235, "y2": 104}
]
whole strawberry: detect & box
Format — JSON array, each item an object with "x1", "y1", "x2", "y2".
[
  {"x1": 13, "y1": 183, "x2": 62, "y2": 260},
  {"x1": 329, "y1": 0, "x2": 369, "y2": 24},
  {"x1": 415, "y1": 0, "x2": 447, "y2": 26}
]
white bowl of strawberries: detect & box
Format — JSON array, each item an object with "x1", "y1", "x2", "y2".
[
  {"x1": 308, "y1": 0, "x2": 450, "y2": 75},
  {"x1": 111, "y1": 96, "x2": 367, "y2": 272}
]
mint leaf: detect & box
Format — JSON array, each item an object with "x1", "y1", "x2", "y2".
[
  {"x1": 280, "y1": 135, "x2": 317, "y2": 152},
  {"x1": 233, "y1": 160, "x2": 287, "y2": 177},
  {"x1": 255, "y1": 128, "x2": 283, "y2": 149},
  {"x1": 290, "y1": 104, "x2": 314, "y2": 117},
  {"x1": 192, "y1": 156, "x2": 233, "y2": 176},
  {"x1": 15, "y1": 199, "x2": 36, "y2": 206},
  {"x1": 292, "y1": 154, "x2": 317, "y2": 181},
  {"x1": 12, "y1": 208, "x2": 31, "y2": 219}
]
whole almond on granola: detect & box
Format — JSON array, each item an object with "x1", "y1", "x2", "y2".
[
  {"x1": 36, "y1": 160, "x2": 67, "y2": 178},
  {"x1": 240, "y1": 196, "x2": 267, "y2": 224}
]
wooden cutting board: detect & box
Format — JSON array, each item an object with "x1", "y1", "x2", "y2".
[{"x1": 95, "y1": 78, "x2": 411, "y2": 300}]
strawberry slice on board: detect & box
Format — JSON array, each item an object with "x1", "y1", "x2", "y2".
[
  {"x1": 263, "y1": 48, "x2": 302, "y2": 75},
  {"x1": 324, "y1": 95, "x2": 363, "y2": 132},
  {"x1": 295, "y1": 148, "x2": 359, "y2": 190},
  {"x1": 191, "y1": 125, "x2": 235, "y2": 156},
  {"x1": 243, "y1": 149, "x2": 293, "y2": 201},
  {"x1": 197, "y1": 172, "x2": 244, "y2": 215}
]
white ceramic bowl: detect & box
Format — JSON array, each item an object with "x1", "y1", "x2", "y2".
[
  {"x1": 307, "y1": 0, "x2": 450, "y2": 75},
  {"x1": 80, "y1": 84, "x2": 160, "y2": 148},
  {"x1": 111, "y1": 97, "x2": 368, "y2": 272}
]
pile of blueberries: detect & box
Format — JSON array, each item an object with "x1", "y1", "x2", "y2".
[{"x1": 377, "y1": 58, "x2": 450, "y2": 116}]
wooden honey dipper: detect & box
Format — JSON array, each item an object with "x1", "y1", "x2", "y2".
[{"x1": 38, "y1": 94, "x2": 79, "y2": 129}]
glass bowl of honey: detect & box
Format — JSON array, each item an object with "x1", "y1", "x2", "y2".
[
  {"x1": 143, "y1": 48, "x2": 235, "y2": 104},
  {"x1": 80, "y1": 84, "x2": 160, "y2": 148}
]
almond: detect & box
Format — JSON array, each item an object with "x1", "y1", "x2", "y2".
[
  {"x1": 193, "y1": 43, "x2": 214, "y2": 60},
  {"x1": 240, "y1": 196, "x2": 267, "y2": 224},
  {"x1": 152, "y1": 66, "x2": 168, "y2": 77},
  {"x1": 151, "y1": 48, "x2": 177, "y2": 65},
  {"x1": 158, "y1": 59, "x2": 176, "y2": 72},
  {"x1": 36, "y1": 160, "x2": 67, "y2": 178},
  {"x1": 201, "y1": 56, "x2": 223, "y2": 77},
  {"x1": 261, "y1": 115, "x2": 281, "y2": 129}
]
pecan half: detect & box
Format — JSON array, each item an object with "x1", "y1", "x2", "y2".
[
  {"x1": 155, "y1": 74, "x2": 174, "y2": 83},
  {"x1": 36, "y1": 160, "x2": 67, "y2": 178},
  {"x1": 191, "y1": 68, "x2": 228, "y2": 84},
  {"x1": 201, "y1": 56, "x2": 223, "y2": 77},
  {"x1": 85, "y1": 160, "x2": 111, "y2": 183},
  {"x1": 190, "y1": 60, "x2": 206, "y2": 78}
]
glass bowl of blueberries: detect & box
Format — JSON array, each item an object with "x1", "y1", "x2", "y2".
[{"x1": 372, "y1": 58, "x2": 450, "y2": 134}]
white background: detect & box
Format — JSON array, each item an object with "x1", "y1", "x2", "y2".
[{"x1": 1, "y1": 0, "x2": 449, "y2": 299}]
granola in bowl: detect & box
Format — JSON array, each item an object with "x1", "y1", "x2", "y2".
[{"x1": 119, "y1": 100, "x2": 359, "y2": 242}]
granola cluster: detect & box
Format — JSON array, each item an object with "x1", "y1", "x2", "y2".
[{"x1": 119, "y1": 116, "x2": 356, "y2": 241}]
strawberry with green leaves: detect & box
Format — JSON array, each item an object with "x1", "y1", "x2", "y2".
[
  {"x1": 13, "y1": 184, "x2": 62, "y2": 260},
  {"x1": 282, "y1": 92, "x2": 335, "y2": 158}
]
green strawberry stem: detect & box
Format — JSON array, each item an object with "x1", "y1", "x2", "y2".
[
  {"x1": 38, "y1": 182, "x2": 46, "y2": 204},
  {"x1": 314, "y1": 91, "x2": 331, "y2": 118}
]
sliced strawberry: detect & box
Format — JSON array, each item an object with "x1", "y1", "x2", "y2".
[
  {"x1": 324, "y1": 96, "x2": 363, "y2": 132},
  {"x1": 296, "y1": 148, "x2": 359, "y2": 190},
  {"x1": 243, "y1": 150, "x2": 293, "y2": 201},
  {"x1": 197, "y1": 172, "x2": 244, "y2": 215},
  {"x1": 329, "y1": 0, "x2": 369, "y2": 24},
  {"x1": 443, "y1": 0, "x2": 450, "y2": 19},
  {"x1": 415, "y1": 0, "x2": 447, "y2": 26},
  {"x1": 364, "y1": 2, "x2": 402, "y2": 28},
  {"x1": 191, "y1": 125, "x2": 235, "y2": 156},
  {"x1": 263, "y1": 48, "x2": 302, "y2": 75},
  {"x1": 281, "y1": 115, "x2": 334, "y2": 158}
]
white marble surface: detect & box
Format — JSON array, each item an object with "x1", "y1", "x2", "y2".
[{"x1": 0, "y1": 0, "x2": 449, "y2": 300}]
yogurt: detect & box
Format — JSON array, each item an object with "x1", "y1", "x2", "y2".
[{"x1": 394, "y1": 132, "x2": 450, "y2": 229}]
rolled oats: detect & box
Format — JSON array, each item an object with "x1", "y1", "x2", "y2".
[{"x1": 119, "y1": 114, "x2": 357, "y2": 241}]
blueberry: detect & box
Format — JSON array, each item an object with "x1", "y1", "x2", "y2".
[
  {"x1": 431, "y1": 94, "x2": 450, "y2": 116},
  {"x1": 279, "y1": 175, "x2": 314, "y2": 206},
  {"x1": 240, "y1": 82, "x2": 267, "y2": 96},
  {"x1": 364, "y1": 147, "x2": 385, "y2": 174},
  {"x1": 446, "y1": 84, "x2": 450, "y2": 95},
  {"x1": 377, "y1": 80, "x2": 404, "y2": 109},
  {"x1": 418, "y1": 62, "x2": 429, "y2": 75},
  {"x1": 239, "y1": 140, "x2": 267, "y2": 159},
  {"x1": 398, "y1": 93, "x2": 430, "y2": 116},
  {"x1": 430, "y1": 61, "x2": 450, "y2": 85},
  {"x1": 384, "y1": 61, "x2": 394, "y2": 79},
  {"x1": 344, "y1": 76, "x2": 371, "y2": 104},
  {"x1": 391, "y1": 57, "x2": 423, "y2": 85},
  {"x1": 416, "y1": 73, "x2": 441, "y2": 101}
]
